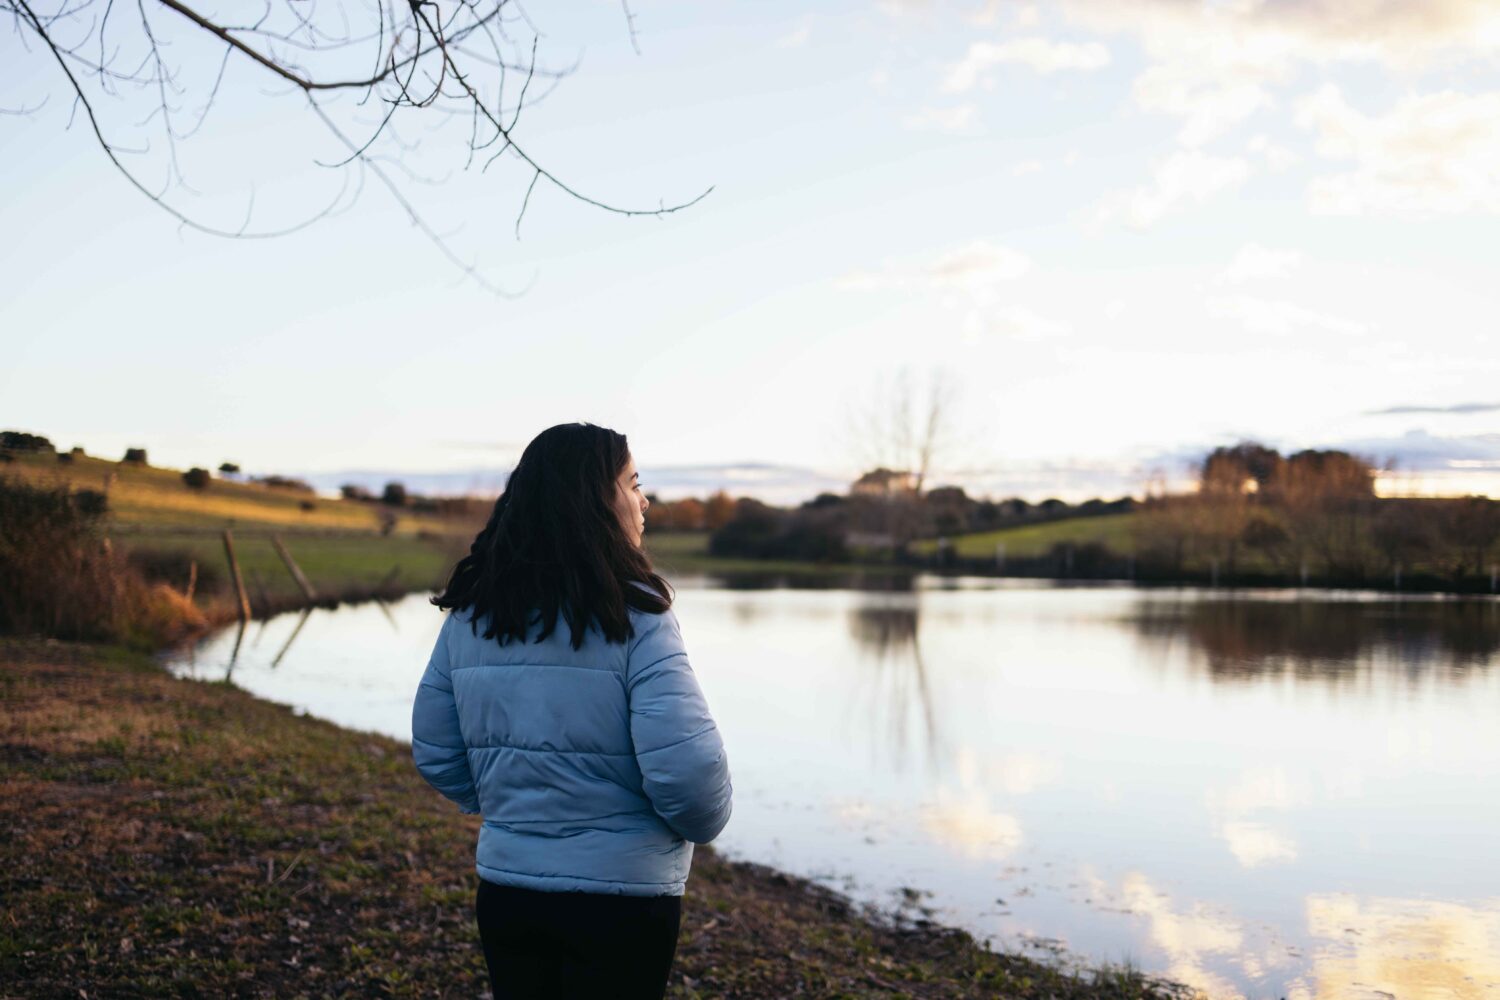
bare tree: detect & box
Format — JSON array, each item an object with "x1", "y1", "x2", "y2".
[
  {"x1": 4, "y1": 0, "x2": 709, "y2": 293},
  {"x1": 844, "y1": 366, "x2": 960, "y2": 495}
]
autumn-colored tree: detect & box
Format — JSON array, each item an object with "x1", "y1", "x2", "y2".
[
  {"x1": 1202, "y1": 442, "x2": 1282, "y2": 496},
  {"x1": 704, "y1": 492, "x2": 736, "y2": 531},
  {"x1": 653, "y1": 497, "x2": 706, "y2": 531}
]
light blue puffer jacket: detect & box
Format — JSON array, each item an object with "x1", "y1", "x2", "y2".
[{"x1": 411, "y1": 601, "x2": 732, "y2": 896}]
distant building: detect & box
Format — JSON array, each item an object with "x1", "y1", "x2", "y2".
[{"x1": 850, "y1": 467, "x2": 917, "y2": 498}]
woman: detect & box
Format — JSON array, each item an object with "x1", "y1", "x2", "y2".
[{"x1": 411, "y1": 422, "x2": 732, "y2": 1000}]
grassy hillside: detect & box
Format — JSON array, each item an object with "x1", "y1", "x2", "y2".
[
  {"x1": 3, "y1": 449, "x2": 476, "y2": 614},
  {"x1": 4, "y1": 449, "x2": 459, "y2": 536},
  {"x1": 909, "y1": 513, "x2": 1137, "y2": 560}
]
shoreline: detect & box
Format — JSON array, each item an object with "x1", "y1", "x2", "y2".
[{"x1": 0, "y1": 636, "x2": 1193, "y2": 999}]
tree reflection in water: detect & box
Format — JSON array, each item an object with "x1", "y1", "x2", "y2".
[
  {"x1": 1132, "y1": 597, "x2": 1500, "y2": 683},
  {"x1": 846, "y1": 584, "x2": 946, "y2": 775}
]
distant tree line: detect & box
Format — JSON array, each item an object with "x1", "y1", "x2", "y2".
[
  {"x1": 339, "y1": 481, "x2": 489, "y2": 520},
  {"x1": 1135, "y1": 442, "x2": 1499, "y2": 588},
  {"x1": 647, "y1": 484, "x2": 1136, "y2": 564}
]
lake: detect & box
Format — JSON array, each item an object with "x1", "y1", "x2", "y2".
[{"x1": 163, "y1": 577, "x2": 1500, "y2": 999}]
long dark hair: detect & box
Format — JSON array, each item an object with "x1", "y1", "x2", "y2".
[{"x1": 432, "y1": 422, "x2": 671, "y2": 649}]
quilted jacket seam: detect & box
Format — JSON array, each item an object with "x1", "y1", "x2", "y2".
[{"x1": 467, "y1": 742, "x2": 633, "y2": 757}]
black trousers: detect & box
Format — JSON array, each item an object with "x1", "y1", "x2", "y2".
[{"x1": 475, "y1": 879, "x2": 682, "y2": 1000}]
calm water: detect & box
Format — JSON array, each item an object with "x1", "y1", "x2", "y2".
[{"x1": 164, "y1": 578, "x2": 1500, "y2": 999}]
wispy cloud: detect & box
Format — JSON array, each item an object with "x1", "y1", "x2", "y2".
[
  {"x1": 1208, "y1": 294, "x2": 1365, "y2": 337},
  {"x1": 840, "y1": 240, "x2": 1031, "y2": 292},
  {"x1": 900, "y1": 104, "x2": 978, "y2": 133},
  {"x1": 1366, "y1": 401, "x2": 1500, "y2": 416},
  {"x1": 1095, "y1": 150, "x2": 1250, "y2": 229},
  {"x1": 1132, "y1": 63, "x2": 1272, "y2": 146},
  {"x1": 943, "y1": 36, "x2": 1109, "y2": 92},
  {"x1": 1216, "y1": 243, "x2": 1304, "y2": 284},
  {"x1": 1297, "y1": 85, "x2": 1500, "y2": 217}
]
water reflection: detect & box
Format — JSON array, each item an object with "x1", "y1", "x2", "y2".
[
  {"x1": 162, "y1": 585, "x2": 1500, "y2": 1000},
  {"x1": 1132, "y1": 597, "x2": 1500, "y2": 682},
  {"x1": 270, "y1": 609, "x2": 312, "y2": 668},
  {"x1": 1295, "y1": 894, "x2": 1500, "y2": 1000},
  {"x1": 847, "y1": 594, "x2": 944, "y2": 774}
]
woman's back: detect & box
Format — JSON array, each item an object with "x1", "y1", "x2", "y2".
[{"x1": 412, "y1": 602, "x2": 732, "y2": 896}]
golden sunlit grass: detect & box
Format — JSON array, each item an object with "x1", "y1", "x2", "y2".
[{"x1": 6, "y1": 450, "x2": 457, "y2": 537}]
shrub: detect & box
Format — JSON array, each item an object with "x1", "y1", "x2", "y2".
[
  {"x1": 126, "y1": 547, "x2": 223, "y2": 596},
  {"x1": 182, "y1": 467, "x2": 211, "y2": 490},
  {"x1": 123, "y1": 447, "x2": 148, "y2": 464},
  {"x1": 1, "y1": 430, "x2": 54, "y2": 452},
  {"x1": 381, "y1": 482, "x2": 408, "y2": 507},
  {"x1": 254, "y1": 475, "x2": 314, "y2": 493},
  {"x1": 218, "y1": 462, "x2": 240, "y2": 474},
  {"x1": 340, "y1": 483, "x2": 374, "y2": 501},
  {"x1": 0, "y1": 480, "x2": 201, "y2": 644},
  {"x1": 56, "y1": 452, "x2": 74, "y2": 464},
  {"x1": 710, "y1": 508, "x2": 848, "y2": 562},
  {"x1": 299, "y1": 499, "x2": 317, "y2": 512}
]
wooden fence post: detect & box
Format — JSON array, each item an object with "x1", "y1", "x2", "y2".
[
  {"x1": 222, "y1": 529, "x2": 252, "y2": 623},
  {"x1": 271, "y1": 534, "x2": 318, "y2": 602}
]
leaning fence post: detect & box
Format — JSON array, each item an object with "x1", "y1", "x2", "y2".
[
  {"x1": 184, "y1": 560, "x2": 198, "y2": 604},
  {"x1": 222, "y1": 529, "x2": 251, "y2": 623},
  {"x1": 271, "y1": 534, "x2": 318, "y2": 602}
]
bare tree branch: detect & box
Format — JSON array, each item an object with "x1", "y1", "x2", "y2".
[{"x1": 7, "y1": 0, "x2": 714, "y2": 291}]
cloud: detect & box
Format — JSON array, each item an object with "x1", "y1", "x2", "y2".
[
  {"x1": 1095, "y1": 150, "x2": 1251, "y2": 228},
  {"x1": 1217, "y1": 243, "x2": 1304, "y2": 284},
  {"x1": 841, "y1": 239, "x2": 1030, "y2": 292},
  {"x1": 1057, "y1": 0, "x2": 1500, "y2": 224},
  {"x1": 1080, "y1": 871, "x2": 1244, "y2": 998},
  {"x1": 979, "y1": 305, "x2": 1069, "y2": 342},
  {"x1": 1296, "y1": 85, "x2": 1500, "y2": 217},
  {"x1": 920, "y1": 791, "x2": 1024, "y2": 860},
  {"x1": 1208, "y1": 294, "x2": 1366, "y2": 337},
  {"x1": 1324, "y1": 428, "x2": 1500, "y2": 472},
  {"x1": 1366, "y1": 401, "x2": 1500, "y2": 416},
  {"x1": 1207, "y1": 769, "x2": 1305, "y2": 869},
  {"x1": 776, "y1": 23, "x2": 811, "y2": 48},
  {"x1": 944, "y1": 36, "x2": 1109, "y2": 92},
  {"x1": 1297, "y1": 895, "x2": 1500, "y2": 1000},
  {"x1": 925, "y1": 240, "x2": 1031, "y2": 288},
  {"x1": 1220, "y1": 821, "x2": 1299, "y2": 867},
  {"x1": 1247, "y1": 133, "x2": 1300, "y2": 171},
  {"x1": 1061, "y1": 0, "x2": 1500, "y2": 73},
  {"x1": 1133, "y1": 63, "x2": 1273, "y2": 146},
  {"x1": 901, "y1": 104, "x2": 979, "y2": 132}
]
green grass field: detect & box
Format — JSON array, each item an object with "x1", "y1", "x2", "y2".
[
  {"x1": 909, "y1": 513, "x2": 1138, "y2": 560},
  {"x1": 116, "y1": 529, "x2": 461, "y2": 605},
  {"x1": 643, "y1": 530, "x2": 914, "y2": 578}
]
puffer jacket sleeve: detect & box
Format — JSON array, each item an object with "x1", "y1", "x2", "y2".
[
  {"x1": 627, "y1": 609, "x2": 732, "y2": 844},
  {"x1": 411, "y1": 613, "x2": 480, "y2": 815}
]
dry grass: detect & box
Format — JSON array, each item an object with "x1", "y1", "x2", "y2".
[{"x1": 6, "y1": 451, "x2": 465, "y2": 538}]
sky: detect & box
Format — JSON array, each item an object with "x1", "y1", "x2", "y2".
[{"x1": 4, "y1": 0, "x2": 1500, "y2": 501}]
